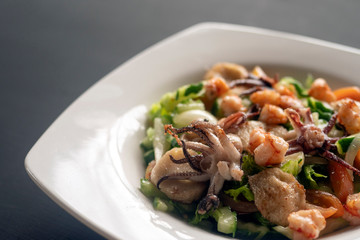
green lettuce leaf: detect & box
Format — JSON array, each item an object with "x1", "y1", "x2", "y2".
[
  {"x1": 242, "y1": 153, "x2": 264, "y2": 176},
  {"x1": 149, "y1": 82, "x2": 205, "y2": 124},
  {"x1": 280, "y1": 152, "x2": 304, "y2": 176},
  {"x1": 307, "y1": 97, "x2": 333, "y2": 121},
  {"x1": 224, "y1": 184, "x2": 254, "y2": 201},
  {"x1": 299, "y1": 164, "x2": 327, "y2": 189}
]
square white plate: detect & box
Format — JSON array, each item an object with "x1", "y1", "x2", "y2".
[{"x1": 25, "y1": 22, "x2": 360, "y2": 239}]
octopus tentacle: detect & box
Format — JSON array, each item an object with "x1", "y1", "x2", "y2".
[
  {"x1": 288, "y1": 139, "x2": 299, "y2": 148},
  {"x1": 156, "y1": 172, "x2": 209, "y2": 189},
  {"x1": 318, "y1": 149, "x2": 360, "y2": 176},
  {"x1": 198, "y1": 172, "x2": 224, "y2": 214},
  {"x1": 300, "y1": 108, "x2": 314, "y2": 125},
  {"x1": 181, "y1": 140, "x2": 202, "y2": 172},
  {"x1": 323, "y1": 113, "x2": 338, "y2": 135},
  {"x1": 285, "y1": 108, "x2": 304, "y2": 134},
  {"x1": 247, "y1": 104, "x2": 261, "y2": 115},
  {"x1": 198, "y1": 194, "x2": 220, "y2": 215},
  {"x1": 169, "y1": 154, "x2": 195, "y2": 164},
  {"x1": 165, "y1": 124, "x2": 213, "y2": 147},
  {"x1": 286, "y1": 145, "x2": 304, "y2": 155},
  {"x1": 182, "y1": 141, "x2": 213, "y2": 156},
  {"x1": 240, "y1": 86, "x2": 267, "y2": 96},
  {"x1": 218, "y1": 131, "x2": 241, "y2": 161},
  {"x1": 229, "y1": 79, "x2": 269, "y2": 88}
]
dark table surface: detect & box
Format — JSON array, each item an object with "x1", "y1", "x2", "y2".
[{"x1": 1, "y1": 0, "x2": 360, "y2": 239}]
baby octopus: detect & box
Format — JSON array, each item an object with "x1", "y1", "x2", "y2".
[
  {"x1": 285, "y1": 108, "x2": 360, "y2": 175},
  {"x1": 160, "y1": 120, "x2": 243, "y2": 214}
]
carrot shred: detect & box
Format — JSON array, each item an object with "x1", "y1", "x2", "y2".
[{"x1": 333, "y1": 86, "x2": 360, "y2": 101}]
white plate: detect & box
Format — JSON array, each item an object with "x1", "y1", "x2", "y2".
[{"x1": 25, "y1": 22, "x2": 360, "y2": 239}]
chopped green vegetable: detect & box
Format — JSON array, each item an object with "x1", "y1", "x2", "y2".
[
  {"x1": 280, "y1": 152, "x2": 304, "y2": 176},
  {"x1": 143, "y1": 149, "x2": 155, "y2": 165},
  {"x1": 336, "y1": 136, "x2": 356, "y2": 155},
  {"x1": 175, "y1": 82, "x2": 205, "y2": 103},
  {"x1": 307, "y1": 97, "x2": 333, "y2": 121},
  {"x1": 160, "y1": 92, "x2": 179, "y2": 112},
  {"x1": 140, "y1": 127, "x2": 155, "y2": 151},
  {"x1": 173, "y1": 109, "x2": 217, "y2": 128},
  {"x1": 242, "y1": 153, "x2": 265, "y2": 176},
  {"x1": 172, "y1": 202, "x2": 197, "y2": 216},
  {"x1": 237, "y1": 220, "x2": 270, "y2": 240},
  {"x1": 305, "y1": 74, "x2": 314, "y2": 89},
  {"x1": 311, "y1": 112, "x2": 328, "y2": 129},
  {"x1": 140, "y1": 179, "x2": 167, "y2": 198},
  {"x1": 153, "y1": 118, "x2": 169, "y2": 161},
  {"x1": 299, "y1": 165, "x2": 327, "y2": 189},
  {"x1": 279, "y1": 77, "x2": 308, "y2": 97},
  {"x1": 254, "y1": 212, "x2": 274, "y2": 227},
  {"x1": 273, "y1": 226, "x2": 293, "y2": 239},
  {"x1": 175, "y1": 99, "x2": 205, "y2": 113},
  {"x1": 224, "y1": 184, "x2": 254, "y2": 201},
  {"x1": 153, "y1": 197, "x2": 174, "y2": 212},
  {"x1": 184, "y1": 82, "x2": 203, "y2": 96},
  {"x1": 282, "y1": 121, "x2": 294, "y2": 131},
  {"x1": 190, "y1": 208, "x2": 212, "y2": 225},
  {"x1": 211, "y1": 98, "x2": 223, "y2": 118},
  {"x1": 149, "y1": 82, "x2": 205, "y2": 123},
  {"x1": 149, "y1": 102, "x2": 173, "y2": 124},
  {"x1": 212, "y1": 207, "x2": 237, "y2": 236}
]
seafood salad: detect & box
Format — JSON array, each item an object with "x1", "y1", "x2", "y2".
[{"x1": 139, "y1": 62, "x2": 360, "y2": 240}]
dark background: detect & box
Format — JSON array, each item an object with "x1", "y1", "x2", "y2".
[{"x1": 1, "y1": 0, "x2": 360, "y2": 239}]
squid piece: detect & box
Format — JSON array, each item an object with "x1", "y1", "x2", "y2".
[
  {"x1": 150, "y1": 148, "x2": 208, "y2": 203},
  {"x1": 161, "y1": 120, "x2": 244, "y2": 214}
]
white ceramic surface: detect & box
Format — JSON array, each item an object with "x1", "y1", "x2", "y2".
[{"x1": 25, "y1": 23, "x2": 360, "y2": 239}]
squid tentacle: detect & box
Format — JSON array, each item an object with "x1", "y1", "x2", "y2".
[
  {"x1": 156, "y1": 171, "x2": 209, "y2": 189},
  {"x1": 323, "y1": 113, "x2": 338, "y2": 135},
  {"x1": 319, "y1": 149, "x2": 360, "y2": 176}
]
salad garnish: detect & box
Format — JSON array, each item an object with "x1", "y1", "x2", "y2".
[{"x1": 140, "y1": 62, "x2": 360, "y2": 239}]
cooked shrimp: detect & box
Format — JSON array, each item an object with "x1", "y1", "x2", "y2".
[
  {"x1": 206, "y1": 77, "x2": 229, "y2": 97},
  {"x1": 204, "y1": 62, "x2": 248, "y2": 80},
  {"x1": 220, "y1": 94, "x2": 244, "y2": 116},
  {"x1": 279, "y1": 95, "x2": 304, "y2": 109},
  {"x1": 233, "y1": 120, "x2": 266, "y2": 151},
  {"x1": 259, "y1": 104, "x2": 288, "y2": 125},
  {"x1": 204, "y1": 77, "x2": 230, "y2": 107},
  {"x1": 274, "y1": 82, "x2": 296, "y2": 97},
  {"x1": 248, "y1": 128, "x2": 289, "y2": 166},
  {"x1": 308, "y1": 78, "x2": 336, "y2": 103},
  {"x1": 248, "y1": 128, "x2": 266, "y2": 153},
  {"x1": 288, "y1": 209, "x2": 326, "y2": 240},
  {"x1": 345, "y1": 193, "x2": 360, "y2": 216},
  {"x1": 342, "y1": 193, "x2": 360, "y2": 225},
  {"x1": 250, "y1": 89, "x2": 281, "y2": 107},
  {"x1": 336, "y1": 98, "x2": 360, "y2": 134}
]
